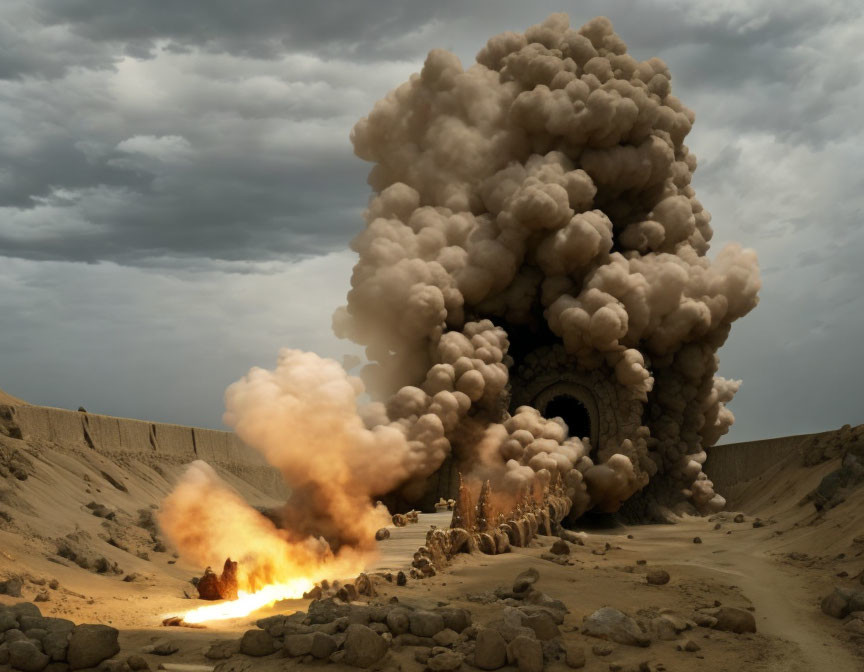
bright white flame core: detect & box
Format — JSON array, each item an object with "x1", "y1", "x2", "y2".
[{"x1": 179, "y1": 578, "x2": 315, "y2": 623}]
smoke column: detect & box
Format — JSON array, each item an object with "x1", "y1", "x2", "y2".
[{"x1": 161, "y1": 13, "x2": 760, "y2": 586}]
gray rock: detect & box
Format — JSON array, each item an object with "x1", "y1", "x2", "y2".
[
  {"x1": 582, "y1": 607, "x2": 650, "y2": 647},
  {"x1": 0, "y1": 611, "x2": 18, "y2": 632},
  {"x1": 308, "y1": 598, "x2": 349, "y2": 624},
  {"x1": 427, "y1": 649, "x2": 462, "y2": 671},
  {"x1": 692, "y1": 613, "x2": 718, "y2": 628},
  {"x1": 847, "y1": 591, "x2": 864, "y2": 613},
  {"x1": 25, "y1": 628, "x2": 48, "y2": 644},
  {"x1": 95, "y1": 661, "x2": 125, "y2": 672},
  {"x1": 4, "y1": 628, "x2": 25, "y2": 643},
  {"x1": 708, "y1": 607, "x2": 757, "y2": 633},
  {"x1": 149, "y1": 639, "x2": 179, "y2": 656},
  {"x1": 239, "y1": 629, "x2": 277, "y2": 657},
  {"x1": 204, "y1": 641, "x2": 238, "y2": 660},
  {"x1": 650, "y1": 618, "x2": 677, "y2": 641},
  {"x1": 0, "y1": 577, "x2": 23, "y2": 598},
  {"x1": 678, "y1": 639, "x2": 701, "y2": 652},
  {"x1": 386, "y1": 607, "x2": 411, "y2": 635},
  {"x1": 513, "y1": 568, "x2": 540, "y2": 594},
  {"x1": 283, "y1": 633, "x2": 314, "y2": 657},
  {"x1": 9, "y1": 639, "x2": 50, "y2": 672},
  {"x1": 12, "y1": 603, "x2": 41, "y2": 620},
  {"x1": 409, "y1": 610, "x2": 445, "y2": 638},
  {"x1": 646, "y1": 569, "x2": 670, "y2": 585},
  {"x1": 474, "y1": 628, "x2": 507, "y2": 670},
  {"x1": 550, "y1": 539, "x2": 570, "y2": 555},
  {"x1": 435, "y1": 607, "x2": 471, "y2": 633},
  {"x1": 310, "y1": 632, "x2": 337, "y2": 659},
  {"x1": 0, "y1": 641, "x2": 8, "y2": 665},
  {"x1": 522, "y1": 611, "x2": 559, "y2": 640},
  {"x1": 67, "y1": 624, "x2": 120, "y2": 670},
  {"x1": 562, "y1": 641, "x2": 586, "y2": 668},
  {"x1": 506, "y1": 635, "x2": 543, "y2": 672},
  {"x1": 343, "y1": 624, "x2": 388, "y2": 668},
  {"x1": 433, "y1": 628, "x2": 459, "y2": 647},
  {"x1": 126, "y1": 654, "x2": 150, "y2": 670},
  {"x1": 43, "y1": 629, "x2": 70, "y2": 662}
]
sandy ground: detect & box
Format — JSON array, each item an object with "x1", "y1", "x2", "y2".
[{"x1": 2, "y1": 412, "x2": 864, "y2": 671}]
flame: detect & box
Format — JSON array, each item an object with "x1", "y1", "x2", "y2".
[{"x1": 179, "y1": 578, "x2": 315, "y2": 623}]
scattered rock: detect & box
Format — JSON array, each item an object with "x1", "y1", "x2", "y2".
[
  {"x1": 550, "y1": 539, "x2": 570, "y2": 555},
  {"x1": 678, "y1": 639, "x2": 701, "y2": 652},
  {"x1": 126, "y1": 654, "x2": 150, "y2": 670},
  {"x1": 310, "y1": 632, "x2": 337, "y2": 659},
  {"x1": 427, "y1": 649, "x2": 463, "y2": 671},
  {"x1": 645, "y1": 568, "x2": 670, "y2": 585},
  {"x1": 9, "y1": 640, "x2": 50, "y2": 672},
  {"x1": 386, "y1": 608, "x2": 411, "y2": 635},
  {"x1": 283, "y1": 633, "x2": 314, "y2": 657},
  {"x1": 433, "y1": 628, "x2": 459, "y2": 647},
  {"x1": 733, "y1": 514, "x2": 745, "y2": 523},
  {"x1": 375, "y1": 528, "x2": 390, "y2": 541},
  {"x1": 822, "y1": 588, "x2": 851, "y2": 619},
  {"x1": 582, "y1": 607, "x2": 650, "y2": 647},
  {"x1": 239, "y1": 629, "x2": 277, "y2": 657},
  {"x1": 513, "y1": 568, "x2": 540, "y2": 594},
  {"x1": 343, "y1": 624, "x2": 388, "y2": 668},
  {"x1": 507, "y1": 635, "x2": 544, "y2": 672},
  {"x1": 522, "y1": 611, "x2": 560, "y2": 640},
  {"x1": 562, "y1": 641, "x2": 586, "y2": 668},
  {"x1": 705, "y1": 607, "x2": 757, "y2": 633},
  {"x1": 693, "y1": 537, "x2": 702, "y2": 544},
  {"x1": 410, "y1": 610, "x2": 445, "y2": 638},
  {"x1": 67, "y1": 624, "x2": 120, "y2": 670},
  {"x1": 435, "y1": 607, "x2": 471, "y2": 633},
  {"x1": 204, "y1": 641, "x2": 238, "y2": 660},
  {"x1": 0, "y1": 577, "x2": 23, "y2": 597},
  {"x1": 474, "y1": 628, "x2": 507, "y2": 670},
  {"x1": 33, "y1": 589, "x2": 51, "y2": 602},
  {"x1": 396, "y1": 571, "x2": 407, "y2": 586}
]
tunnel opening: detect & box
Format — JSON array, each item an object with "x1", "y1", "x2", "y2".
[{"x1": 544, "y1": 394, "x2": 592, "y2": 442}]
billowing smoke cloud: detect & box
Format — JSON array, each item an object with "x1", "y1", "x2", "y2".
[
  {"x1": 161, "y1": 13, "x2": 760, "y2": 585},
  {"x1": 334, "y1": 13, "x2": 760, "y2": 518}
]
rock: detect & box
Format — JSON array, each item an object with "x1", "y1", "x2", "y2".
[
  {"x1": 410, "y1": 610, "x2": 445, "y2": 638},
  {"x1": 550, "y1": 539, "x2": 570, "y2": 555},
  {"x1": 415, "y1": 647, "x2": 432, "y2": 664},
  {"x1": 733, "y1": 514, "x2": 745, "y2": 523},
  {"x1": 42, "y1": 629, "x2": 71, "y2": 662},
  {"x1": 396, "y1": 571, "x2": 407, "y2": 586},
  {"x1": 283, "y1": 633, "x2": 313, "y2": 657},
  {"x1": 650, "y1": 618, "x2": 677, "y2": 641},
  {"x1": 310, "y1": 632, "x2": 337, "y2": 659},
  {"x1": 693, "y1": 613, "x2": 718, "y2": 628},
  {"x1": 522, "y1": 612, "x2": 560, "y2": 640},
  {"x1": 474, "y1": 628, "x2": 507, "y2": 670},
  {"x1": 308, "y1": 598, "x2": 349, "y2": 624},
  {"x1": 302, "y1": 585, "x2": 323, "y2": 600},
  {"x1": 435, "y1": 607, "x2": 471, "y2": 633},
  {"x1": 678, "y1": 639, "x2": 700, "y2": 652},
  {"x1": 427, "y1": 649, "x2": 463, "y2": 671},
  {"x1": 646, "y1": 569, "x2": 670, "y2": 585},
  {"x1": 513, "y1": 568, "x2": 540, "y2": 594},
  {"x1": 67, "y1": 624, "x2": 120, "y2": 670},
  {"x1": 355, "y1": 573, "x2": 376, "y2": 598},
  {"x1": 386, "y1": 608, "x2": 411, "y2": 635},
  {"x1": 33, "y1": 590, "x2": 51, "y2": 603},
  {"x1": 591, "y1": 643, "x2": 613, "y2": 656},
  {"x1": 846, "y1": 591, "x2": 864, "y2": 613},
  {"x1": 126, "y1": 655, "x2": 150, "y2": 670},
  {"x1": 204, "y1": 640, "x2": 239, "y2": 660},
  {"x1": 506, "y1": 635, "x2": 544, "y2": 672},
  {"x1": 433, "y1": 629, "x2": 459, "y2": 647},
  {"x1": 239, "y1": 629, "x2": 277, "y2": 657},
  {"x1": 9, "y1": 640, "x2": 50, "y2": 672},
  {"x1": 821, "y1": 589, "x2": 850, "y2": 619},
  {"x1": 343, "y1": 624, "x2": 388, "y2": 668},
  {"x1": 582, "y1": 607, "x2": 650, "y2": 647},
  {"x1": 149, "y1": 640, "x2": 179, "y2": 656},
  {"x1": 0, "y1": 577, "x2": 23, "y2": 597},
  {"x1": 0, "y1": 610, "x2": 18, "y2": 631},
  {"x1": 562, "y1": 641, "x2": 586, "y2": 668},
  {"x1": 693, "y1": 537, "x2": 702, "y2": 544},
  {"x1": 375, "y1": 528, "x2": 390, "y2": 541},
  {"x1": 709, "y1": 607, "x2": 757, "y2": 633}
]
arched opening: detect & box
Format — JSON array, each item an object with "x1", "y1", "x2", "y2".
[{"x1": 544, "y1": 394, "x2": 592, "y2": 441}]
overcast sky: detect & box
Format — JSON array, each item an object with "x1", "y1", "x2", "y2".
[{"x1": 1, "y1": 0, "x2": 862, "y2": 442}]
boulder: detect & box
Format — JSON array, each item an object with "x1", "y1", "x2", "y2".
[
  {"x1": 646, "y1": 569, "x2": 670, "y2": 586},
  {"x1": 562, "y1": 641, "x2": 586, "y2": 668},
  {"x1": 343, "y1": 624, "x2": 388, "y2": 668},
  {"x1": 435, "y1": 607, "x2": 471, "y2": 633},
  {"x1": 427, "y1": 649, "x2": 463, "y2": 671},
  {"x1": 506, "y1": 635, "x2": 544, "y2": 672},
  {"x1": 239, "y1": 629, "x2": 277, "y2": 657},
  {"x1": 0, "y1": 577, "x2": 23, "y2": 598},
  {"x1": 9, "y1": 640, "x2": 50, "y2": 672},
  {"x1": 204, "y1": 641, "x2": 238, "y2": 660},
  {"x1": 474, "y1": 628, "x2": 507, "y2": 670},
  {"x1": 410, "y1": 610, "x2": 445, "y2": 638},
  {"x1": 310, "y1": 632, "x2": 337, "y2": 659},
  {"x1": 375, "y1": 528, "x2": 390, "y2": 541},
  {"x1": 283, "y1": 633, "x2": 314, "y2": 657},
  {"x1": 582, "y1": 607, "x2": 650, "y2": 647},
  {"x1": 709, "y1": 607, "x2": 757, "y2": 634},
  {"x1": 522, "y1": 612, "x2": 560, "y2": 640},
  {"x1": 67, "y1": 624, "x2": 120, "y2": 670},
  {"x1": 386, "y1": 607, "x2": 411, "y2": 635},
  {"x1": 513, "y1": 568, "x2": 540, "y2": 594},
  {"x1": 433, "y1": 629, "x2": 459, "y2": 647},
  {"x1": 126, "y1": 655, "x2": 150, "y2": 670},
  {"x1": 550, "y1": 539, "x2": 570, "y2": 555},
  {"x1": 821, "y1": 589, "x2": 850, "y2": 619}
]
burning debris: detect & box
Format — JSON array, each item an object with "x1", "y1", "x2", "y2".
[
  {"x1": 195, "y1": 558, "x2": 239, "y2": 601},
  {"x1": 156, "y1": 13, "x2": 760, "y2": 624}
]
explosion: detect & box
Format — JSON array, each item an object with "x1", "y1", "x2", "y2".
[{"x1": 159, "y1": 13, "x2": 760, "y2": 623}]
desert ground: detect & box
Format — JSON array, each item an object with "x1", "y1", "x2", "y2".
[{"x1": 1, "y1": 393, "x2": 863, "y2": 672}]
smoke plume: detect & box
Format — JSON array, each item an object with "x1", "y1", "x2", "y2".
[{"x1": 161, "y1": 13, "x2": 760, "y2": 587}]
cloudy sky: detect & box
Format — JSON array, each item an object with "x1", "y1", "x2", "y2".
[{"x1": 1, "y1": 0, "x2": 861, "y2": 442}]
